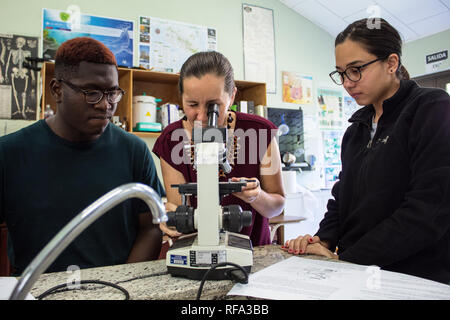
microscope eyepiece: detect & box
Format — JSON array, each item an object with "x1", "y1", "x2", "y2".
[{"x1": 207, "y1": 103, "x2": 220, "y2": 128}]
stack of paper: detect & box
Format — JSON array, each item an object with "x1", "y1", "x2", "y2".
[{"x1": 228, "y1": 257, "x2": 450, "y2": 300}]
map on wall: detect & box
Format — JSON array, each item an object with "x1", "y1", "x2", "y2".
[
  {"x1": 242, "y1": 4, "x2": 276, "y2": 93},
  {"x1": 138, "y1": 16, "x2": 217, "y2": 73},
  {"x1": 42, "y1": 8, "x2": 134, "y2": 67}
]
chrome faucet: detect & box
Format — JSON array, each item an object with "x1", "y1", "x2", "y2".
[{"x1": 9, "y1": 183, "x2": 167, "y2": 300}]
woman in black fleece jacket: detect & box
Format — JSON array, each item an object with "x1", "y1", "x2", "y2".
[{"x1": 283, "y1": 18, "x2": 450, "y2": 284}]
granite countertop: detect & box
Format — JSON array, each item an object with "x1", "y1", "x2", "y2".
[{"x1": 29, "y1": 245, "x2": 332, "y2": 300}]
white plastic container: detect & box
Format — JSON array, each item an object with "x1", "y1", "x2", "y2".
[
  {"x1": 132, "y1": 95, "x2": 157, "y2": 128},
  {"x1": 160, "y1": 103, "x2": 180, "y2": 128}
]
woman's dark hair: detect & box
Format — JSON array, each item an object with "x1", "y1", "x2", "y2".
[
  {"x1": 335, "y1": 18, "x2": 410, "y2": 80},
  {"x1": 178, "y1": 51, "x2": 235, "y2": 95}
]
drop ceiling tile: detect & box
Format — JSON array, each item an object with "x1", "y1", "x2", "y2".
[
  {"x1": 408, "y1": 11, "x2": 450, "y2": 37},
  {"x1": 376, "y1": 0, "x2": 448, "y2": 24},
  {"x1": 316, "y1": 0, "x2": 377, "y2": 18},
  {"x1": 292, "y1": 0, "x2": 348, "y2": 36},
  {"x1": 438, "y1": 0, "x2": 450, "y2": 9},
  {"x1": 344, "y1": 7, "x2": 419, "y2": 42},
  {"x1": 278, "y1": 0, "x2": 448, "y2": 43},
  {"x1": 279, "y1": 0, "x2": 307, "y2": 9}
]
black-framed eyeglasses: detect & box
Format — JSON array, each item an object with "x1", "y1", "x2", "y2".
[
  {"x1": 329, "y1": 56, "x2": 388, "y2": 85},
  {"x1": 58, "y1": 79, "x2": 125, "y2": 104}
]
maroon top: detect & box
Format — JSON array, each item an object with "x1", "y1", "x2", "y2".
[{"x1": 153, "y1": 111, "x2": 278, "y2": 246}]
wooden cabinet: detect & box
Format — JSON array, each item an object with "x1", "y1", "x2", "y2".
[{"x1": 40, "y1": 62, "x2": 267, "y2": 138}]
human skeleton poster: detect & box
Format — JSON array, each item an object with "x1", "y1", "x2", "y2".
[{"x1": 0, "y1": 34, "x2": 39, "y2": 120}]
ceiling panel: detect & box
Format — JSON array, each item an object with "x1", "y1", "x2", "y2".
[
  {"x1": 408, "y1": 11, "x2": 450, "y2": 37},
  {"x1": 292, "y1": 0, "x2": 348, "y2": 37},
  {"x1": 316, "y1": 0, "x2": 377, "y2": 18},
  {"x1": 344, "y1": 6, "x2": 419, "y2": 42},
  {"x1": 279, "y1": 0, "x2": 306, "y2": 8},
  {"x1": 279, "y1": 0, "x2": 450, "y2": 42},
  {"x1": 376, "y1": 0, "x2": 448, "y2": 24},
  {"x1": 439, "y1": 0, "x2": 450, "y2": 9}
]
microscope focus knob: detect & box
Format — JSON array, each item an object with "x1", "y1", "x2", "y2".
[
  {"x1": 166, "y1": 205, "x2": 195, "y2": 234},
  {"x1": 222, "y1": 205, "x2": 252, "y2": 233}
]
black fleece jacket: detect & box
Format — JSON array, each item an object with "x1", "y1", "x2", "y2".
[{"x1": 316, "y1": 80, "x2": 450, "y2": 284}]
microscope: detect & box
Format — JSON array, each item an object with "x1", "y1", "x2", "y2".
[{"x1": 165, "y1": 104, "x2": 253, "y2": 280}]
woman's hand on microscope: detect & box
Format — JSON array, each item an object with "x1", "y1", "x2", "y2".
[
  {"x1": 165, "y1": 202, "x2": 178, "y2": 212},
  {"x1": 231, "y1": 177, "x2": 262, "y2": 204},
  {"x1": 160, "y1": 202, "x2": 182, "y2": 237}
]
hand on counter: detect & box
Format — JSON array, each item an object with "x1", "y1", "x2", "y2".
[{"x1": 281, "y1": 234, "x2": 338, "y2": 260}]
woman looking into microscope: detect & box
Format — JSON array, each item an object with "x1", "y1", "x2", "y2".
[{"x1": 153, "y1": 51, "x2": 285, "y2": 247}]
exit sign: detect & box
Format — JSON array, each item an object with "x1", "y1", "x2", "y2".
[{"x1": 426, "y1": 50, "x2": 448, "y2": 64}]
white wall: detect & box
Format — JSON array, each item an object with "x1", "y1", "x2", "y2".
[{"x1": 0, "y1": 0, "x2": 446, "y2": 190}]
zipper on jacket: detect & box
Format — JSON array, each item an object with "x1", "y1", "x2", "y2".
[{"x1": 355, "y1": 121, "x2": 372, "y2": 197}]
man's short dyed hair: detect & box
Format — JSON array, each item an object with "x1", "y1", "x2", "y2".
[{"x1": 54, "y1": 37, "x2": 117, "y2": 80}]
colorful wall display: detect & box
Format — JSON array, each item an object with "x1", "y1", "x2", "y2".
[
  {"x1": 42, "y1": 8, "x2": 134, "y2": 67},
  {"x1": 343, "y1": 95, "x2": 361, "y2": 127},
  {"x1": 322, "y1": 130, "x2": 344, "y2": 189},
  {"x1": 138, "y1": 16, "x2": 217, "y2": 72},
  {"x1": 317, "y1": 87, "x2": 344, "y2": 130},
  {"x1": 282, "y1": 71, "x2": 313, "y2": 104}
]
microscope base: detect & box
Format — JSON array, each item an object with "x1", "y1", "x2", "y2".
[
  {"x1": 166, "y1": 232, "x2": 253, "y2": 280},
  {"x1": 167, "y1": 265, "x2": 252, "y2": 281}
]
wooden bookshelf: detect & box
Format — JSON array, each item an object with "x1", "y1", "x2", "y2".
[{"x1": 40, "y1": 62, "x2": 267, "y2": 138}]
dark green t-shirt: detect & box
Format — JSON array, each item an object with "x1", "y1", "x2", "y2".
[{"x1": 0, "y1": 120, "x2": 164, "y2": 274}]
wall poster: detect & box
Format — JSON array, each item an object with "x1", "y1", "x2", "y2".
[
  {"x1": 138, "y1": 16, "x2": 217, "y2": 73},
  {"x1": 322, "y1": 130, "x2": 344, "y2": 189},
  {"x1": 317, "y1": 87, "x2": 344, "y2": 130},
  {"x1": 242, "y1": 4, "x2": 276, "y2": 93},
  {"x1": 343, "y1": 95, "x2": 361, "y2": 128},
  {"x1": 0, "y1": 34, "x2": 39, "y2": 120},
  {"x1": 42, "y1": 8, "x2": 134, "y2": 67},
  {"x1": 282, "y1": 71, "x2": 313, "y2": 104}
]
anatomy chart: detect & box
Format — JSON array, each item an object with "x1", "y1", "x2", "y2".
[{"x1": 0, "y1": 34, "x2": 38, "y2": 120}]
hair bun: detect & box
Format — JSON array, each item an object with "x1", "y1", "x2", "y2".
[{"x1": 398, "y1": 65, "x2": 410, "y2": 80}]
